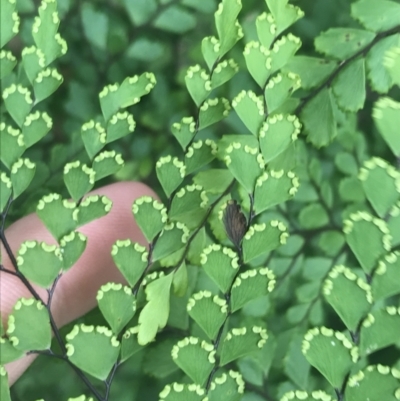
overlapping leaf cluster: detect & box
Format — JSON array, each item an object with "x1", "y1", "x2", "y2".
[{"x1": 1, "y1": 0, "x2": 400, "y2": 400}]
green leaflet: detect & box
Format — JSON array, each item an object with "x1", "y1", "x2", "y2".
[
  {"x1": 17, "y1": 241, "x2": 63, "y2": 287},
  {"x1": 0, "y1": 173, "x2": 12, "y2": 213},
  {"x1": 63, "y1": 161, "x2": 95, "y2": 202},
  {"x1": 7, "y1": 298, "x2": 52, "y2": 352},
  {"x1": 230, "y1": 267, "x2": 275, "y2": 312},
  {"x1": 75, "y1": 195, "x2": 112, "y2": 227},
  {"x1": 224, "y1": 142, "x2": 264, "y2": 193},
  {"x1": 219, "y1": 326, "x2": 268, "y2": 366},
  {"x1": 81, "y1": 3, "x2": 109, "y2": 50},
  {"x1": 214, "y1": 0, "x2": 243, "y2": 59},
  {"x1": 36, "y1": 193, "x2": 77, "y2": 240},
  {"x1": 187, "y1": 291, "x2": 227, "y2": 340},
  {"x1": 384, "y1": 45, "x2": 400, "y2": 86},
  {"x1": 185, "y1": 65, "x2": 211, "y2": 107},
  {"x1": 302, "y1": 327, "x2": 357, "y2": 388},
  {"x1": 1, "y1": 0, "x2": 19, "y2": 48},
  {"x1": 266, "y1": 0, "x2": 304, "y2": 36},
  {"x1": 22, "y1": 111, "x2": 52, "y2": 148},
  {"x1": 264, "y1": 72, "x2": 301, "y2": 113},
  {"x1": 32, "y1": 0, "x2": 67, "y2": 65},
  {"x1": 111, "y1": 240, "x2": 148, "y2": 287},
  {"x1": 372, "y1": 252, "x2": 400, "y2": 300},
  {"x1": 244, "y1": 41, "x2": 272, "y2": 88},
  {"x1": 207, "y1": 371, "x2": 244, "y2": 401},
  {"x1": 332, "y1": 58, "x2": 366, "y2": 112},
  {"x1": 345, "y1": 365, "x2": 400, "y2": 401},
  {"x1": 281, "y1": 391, "x2": 334, "y2": 401},
  {"x1": 359, "y1": 306, "x2": 400, "y2": 355},
  {"x1": 171, "y1": 117, "x2": 197, "y2": 150},
  {"x1": 344, "y1": 211, "x2": 391, "y2": 274},
  {"x1": 10, "y1": 158, "x2": 36, "y2": 199},
  {"x1": 351, "y1": 0, "x2": 400, "y2": 33},
  {"x1": 253, "y1": 170, "x2": 299, "y2": 214},
  {"x1": 0, "y1": 50, "x2": 17, "y2": 79},
  {"x1": 211, "y1": 59, "x2": 239, "y2": 88},
  {"x1": 97, "y1": 283, "x2": 136, "y2": 335},
  {"x1": 373, "y1": 97, "x2": 400, "y2": 157},
  {"x1": 0, "y1": 124, "x2": 25, "y2": 169},
  {"x1": 92, "y1": 150, "x2": 124, "y2": 181},
  {"x1": 323, "y1": 265, "x2": 372, "y2": 331},
  {"x1": 169, "y1": 184, "x2": 208, "y2": 229},
  {"x1": 232, "y1": 90, "x2": 264, "y2": 136},
  {"x1": 159, "y1": 383, "x2": 205, "y2": 401},
  {"x1": 299, "y1": 203, "x2": 329, "y2": 229},
  {"x1": 123, "y1": 0, "x2": 157, "y2": 26},
  {"x1": 3, "y1": 84, "x2": 33, "y2": 127},
  {"x1": 0, "y1": 336, "x2": 24, "y2": 365},
  {"x1": 366, "y1": 34, "x2": 400, "y2": 93},
  {"x1": 185, "y1": 139, "x2": 217, "y2": 175},
  {"x1": 242, "y1": 221, "x2": 288, "y2": 263},
  {"x1": 99, "y1": 73, "x2": 156, "y2": 122},
  {"x1": 132, "y1": 196, "x2": 167, "y2": 242},
  {"x1": 66, "y1": 324, "x2": 120, "y2": 380},
  {"x1": 152, "y1": 222, "x2": 189, "y2": 261},
  {"x1": 314, "y1": 28, "x2": 376, "y2": 60},
  {"x1": 33, "y1": 68, "x2": 63, "y2": 103},
  {"x1": 198, "y1": 98, "x2": 231, "y2": 130},
  {"x1": 200, "y1": 244, "x2": 240, "y2": 293},
  {"x1": 106, "y1": 111, "x2": 136, "y2": 143},
  {"x1": 285, "y1": 56, "x2": 338, "y2": 90},
  {"x1": 359, "y1": 157, "x2": 400, "y2": 217},
  {"x1": 138, "y1": 273, "x2": 174, "y2": 345},
  {"x1": 59, "y1": 231, "x2": 87, "y2": 271},
  {"x1": 193, "y1": 169, "x2": 233, "y2": 195},
  {"x1": 156, "y1": 156, "x2": 186, "y2": 198},
  {"x1": 171, "y1": 337, "x2": 215, "y2": 386},
  {"x1": 153, "y1": 6, "x2": 197, "y2": 34},
  {"x1": 120, "y1": 326, "x2": 145, "y2": 363},
  {"x1": 301, "y1": 87, "x2": 336, "y2": 147},
  {"x1": 21, "y1": 46, "x2": 45, "y2": 83},
  {"x1": 81, "y1": 120, "x2": 106, "y2": 159}
]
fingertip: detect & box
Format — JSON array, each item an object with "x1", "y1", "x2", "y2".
[
  {"x1": 2, "y1": 181, "x2": 159, "y2": 385},
  {"x1": 54, "y1": 181, "x2": 158, "y2": 325}
]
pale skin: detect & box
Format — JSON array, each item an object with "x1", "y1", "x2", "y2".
[{"x1": 0, "y1": 181, "x2": 157, "y2": 385}]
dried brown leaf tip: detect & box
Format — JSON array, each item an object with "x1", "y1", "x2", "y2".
[{"x1": 223, "y1": 200, "x2": 247, "y2": 250}]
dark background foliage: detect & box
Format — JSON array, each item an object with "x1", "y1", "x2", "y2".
[
  {"x1": 4, "y1": 0, "x2": 399, "y2": 400},
  {"x1": 5, "y1": 0, "x2": 366, "y2": 222}
]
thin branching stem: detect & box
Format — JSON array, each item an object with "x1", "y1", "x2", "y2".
[
  {"x1": 204, "y1": 227, "x2": 247, "y2": 392},
  {"x1": 32, "y1": 350, "x2": 105, "y2": 401},
  {"x1": 1, "y1": 191, "x2": 105, "y2": 400},
  {"x1": 302, "y1": 246, "x2": 347, "y2": 323},
  {"x1": 0, "y1": 231, "x2": 44, "y2": 304},
  {"x1": 104, "y1": 361, "x2": 119, "y2": 401},
  {"x1": 172, "y1": 179, "x2": 236, "y2": 273},
  {"x1": 296, "y1": 24, "x2": 400, "y2": 115},
  {"x1": 46, "y1": 274, "x2": 67, "y2": 353}
]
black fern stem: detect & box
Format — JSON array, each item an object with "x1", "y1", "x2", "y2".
[
  {"x1": 30, "y1": 349, "x2": 105, "y2": 401},
  {"x1": 0, "y1": 193, "x2": 14, "y2": 231},
  {"x1": 171, "y1": 179, "x2": 236, "y2": 274},
  {"x1": 47, "y1": 273, "x2": 67, "y2": 353},
  {"x1": 104, "y1": 360, "x2": 119, "y2": 401},
  {"x1": 204, "y1": 230, "x2": 248, "y2": 392},
  {"x1": 296, "y1": 24, "x2": 400, "y2": 115},
  {"x1": 336, "y1": 372, "x2": 351, "y2": 401},
  {"x1": 0, "y1": 228, "x2": 44, "y2": 305},
  {"x1": 132, "y1": 233, "x2": 160, "y2": 297},
  {"x1": 1, "y1": 194, "x2": 105, "y2": 401}
]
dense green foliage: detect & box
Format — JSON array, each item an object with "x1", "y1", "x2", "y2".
[{"x1": 1, "y1": 0, "x2": 400, "y2": 400}]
